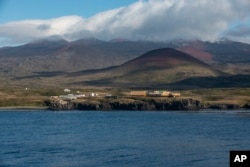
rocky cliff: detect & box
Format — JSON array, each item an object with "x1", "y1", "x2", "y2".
[{"x1": 46, "y1": 98, "x2": 202, "y2": 111}]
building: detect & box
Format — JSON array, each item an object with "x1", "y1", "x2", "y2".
[
  {"x1": 130, "y1": 91, "x2": 147, "y2": 96},
  {"x1": 64, "y1": 88, "x2": 71, "y2": 93},
  {"x1": 130, "y1": 90, "x2": 180, "y2": 97}
]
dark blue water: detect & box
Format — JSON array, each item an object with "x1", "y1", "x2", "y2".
[{"x1": 0, "y1": 110, "x2": 250, "y2": 167}]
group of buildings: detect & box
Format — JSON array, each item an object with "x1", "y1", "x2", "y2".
[
  {"x1": 130, "y1": 90, "x2": 180, "y2": 97},
  {"x1": 50, "y1": 89, "x2": 180, "y2": 102},
  {"x1": 50, "y1": 88, "x2": 102, "y2": 101}
]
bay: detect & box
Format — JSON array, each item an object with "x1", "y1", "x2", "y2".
[{"x1": 0, "y1": 110, "x2": 250, "y2": 167}]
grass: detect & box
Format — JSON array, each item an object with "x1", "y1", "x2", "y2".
[
  {"x1": 0, "y1": 87, "x2": 59, "y2": 107},
  {"x1": 0, "y1": 86, "x2": 113, "y2": 107},
  {"x1": 180, "y1": 88, "x2": 250, "y2": 106},
  {"x1": 0, "y1": 86, "x2": 250, "y2": 108}
]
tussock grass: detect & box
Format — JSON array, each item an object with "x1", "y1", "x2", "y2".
[{"x1": 180, "y1": 88, "x2": 250, "y2": 106}]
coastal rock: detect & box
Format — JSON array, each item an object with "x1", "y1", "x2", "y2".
[
  {"x1": 243, "y1": 103, "x2": 250, "y2": 109},
  {"x1": 45, "y1": 100, "x2": 75, "y2": 111},
  {"x1": 47, "y1": 98, "x2": 201, "y2": 111},
  {"x1": 208, "y1": 104, "x2": 241, "y2": 110}
]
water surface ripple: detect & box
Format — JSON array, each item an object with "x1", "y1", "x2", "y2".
[{"x1": 0, "y1": 110, "x2": 249, "y2": 167}]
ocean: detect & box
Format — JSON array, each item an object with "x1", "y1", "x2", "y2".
[{"x1": 0, "y1": 110, "x2": 249, "y2": 167}]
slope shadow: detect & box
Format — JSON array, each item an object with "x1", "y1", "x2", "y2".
[
  {"x1": 161, "y1": 74, "x2": 250, "y2": 89},
  {"x1": 74, "y1": 74, "x2": 250, "y2": 90},
  {"x1": 13, "y1": 71, "x2": 67, "y2": 80}
]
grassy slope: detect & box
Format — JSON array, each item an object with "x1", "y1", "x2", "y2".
[{"x1": 181, "y1": 88, "x2": 250, "y2": 107}]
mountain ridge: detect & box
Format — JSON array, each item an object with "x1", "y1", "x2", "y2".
[
  {"x1": 63, "y1": 48, "x2": 223, "y2": 88},
  {"x1": 0, "y1": 38, "x2": 250, "y2": 88}
]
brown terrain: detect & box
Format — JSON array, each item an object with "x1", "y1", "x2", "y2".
[
  {"x1": 0, "y1": 38, "x2": 249, "y2": 89},
  {"x1": 38, "y1": 48, "x2": 223, "y2": 88},
  {"x1": 177, "y1": 41, "x2": 214, "y2": 62},
  {"x1": 0, "y1": 39, "x2": 250, "y2": 108}
]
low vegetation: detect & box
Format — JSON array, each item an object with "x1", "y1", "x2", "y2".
[
  {"x1": 180, "y1": 88, "x2": 250, "y2": 107},
  {"x1": 0, "y1": 86, "x2": 250, "y2": 109}
]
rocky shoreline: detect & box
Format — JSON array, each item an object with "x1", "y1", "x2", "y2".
[{"x1": 45, "y1": 97, "x2": 250, "y2": 111}]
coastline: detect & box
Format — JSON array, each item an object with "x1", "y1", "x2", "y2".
[
  {"x1": 0, "y1": 105, "x2": 249, "y2": 112},
  {"x1": 45, "y1": 97, "x2": 250, "y2": 111},
  {"x1": 0, "y1": 98, "x2": 249, "y2": 111},
  {"x1": 0, "y1": 106, "x2": 49, "y2": 110}
]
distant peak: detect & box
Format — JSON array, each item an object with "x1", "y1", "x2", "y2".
[
  {"x1": 72, "y1": 38, "x2": 105, "y2": 45},
  {"x1": 109, "y1": 38, "x2": 129, "y2": 42},
  {"x1": 28, "y1": 36, "x2": 68, "y2": 45}
]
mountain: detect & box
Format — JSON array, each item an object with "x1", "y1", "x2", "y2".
[
  {"x1": 0, "y1": 38, "x2": 250, "y2": 81},
  {"x1": 177, "y1": 40, "x2": 250, "y2": 63},
  {"x1": 0, "y1": 38, "x2": 175, "y2": 77},
  {"x1": 64, "y1": 48, "x2": 222, "y2": 87},
  {"x1": 177, "y1": 40, "x2": 250, "y2": 74}
]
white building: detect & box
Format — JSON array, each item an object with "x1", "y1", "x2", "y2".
[{"x1": 64, "y1": 88, "x2": 71, "y2": 93}]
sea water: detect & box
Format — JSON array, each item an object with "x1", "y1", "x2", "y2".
[{"x1": 0, "y1": 110, "x2": 249, "y2": 167}]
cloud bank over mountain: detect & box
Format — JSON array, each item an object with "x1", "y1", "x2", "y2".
[{"x1": 0, "y1": 0, "x2": 250, "y2": 46}]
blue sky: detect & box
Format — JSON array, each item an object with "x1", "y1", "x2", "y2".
[
  {"x1": 0, "y1": 0, "x2": 137, "y2": 23},
  {"x1": 0, "y1": 0, "x2": 250, "y2": 46}
]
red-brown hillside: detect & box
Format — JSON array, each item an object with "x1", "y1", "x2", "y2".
[
  {"x1": 70, "y1": 48, "x2": 222, "y2": 87},
  {"x1": 118, "y1": 48, "x2": 217, "y2": 71},
  {"x1": 177, "y1": 41, "x2": 213, "y2": 62}
]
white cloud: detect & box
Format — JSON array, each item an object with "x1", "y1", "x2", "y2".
[
  {"x1": 224, "y1": 23, "x2": 250, "y2": 42},
  {"x1": 0, "y1": 0, "x2": 250, "y2": 46}
]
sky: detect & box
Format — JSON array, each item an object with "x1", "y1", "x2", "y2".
[{"x1": 0, "y1": 0, "x2": 250, "y2": 46}]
